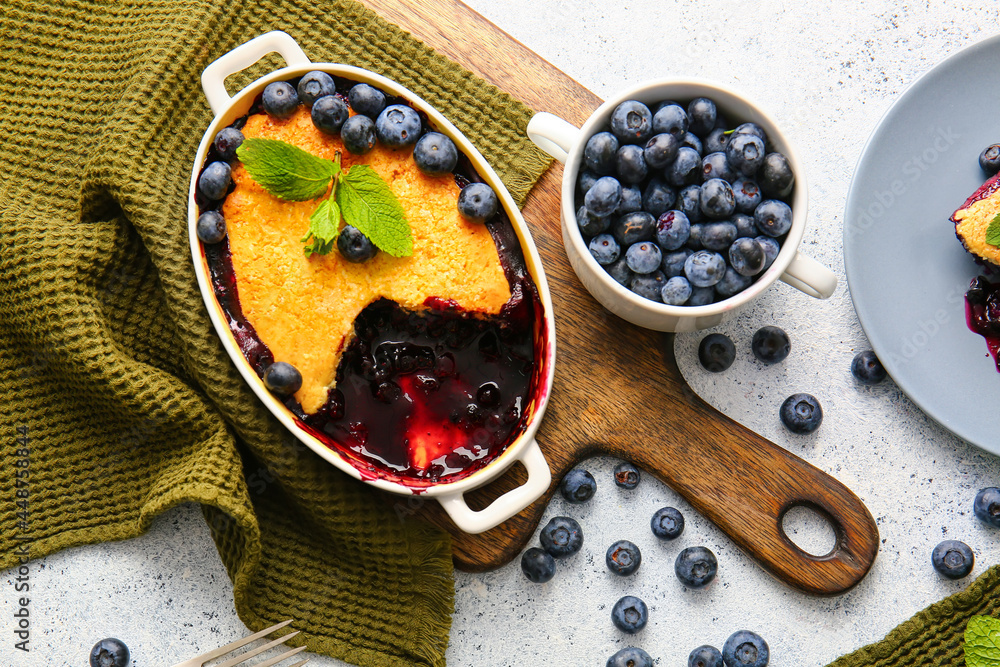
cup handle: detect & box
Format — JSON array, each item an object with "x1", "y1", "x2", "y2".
[
  {"x1": 201, "y1": 31, "x2": 312, "y2": 117},
  {"x1": 779, "y1": 251, "x2": 838, "y2": 299},
  {"x1": 526, "y1": 112, "x2": 581, "y2": 164},
  {"x1": 436, "y1": 439, "x2": 551, "y2": 534}
]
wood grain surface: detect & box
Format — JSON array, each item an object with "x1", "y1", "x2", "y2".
[{"x1": 359, "y1": 0, "x2": 879, "y2": 595}]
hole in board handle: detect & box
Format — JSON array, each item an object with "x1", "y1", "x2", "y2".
[{"x1": 781, "y1": 503, "x2": 838, "y2": 558}]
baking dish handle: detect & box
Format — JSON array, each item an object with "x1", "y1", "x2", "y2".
[
  {"x1": 436, "y1": 439, "x2": 551, "y2": 534},
  {"x1": 201, "y1": 31, "x2": 312, "y2": 117}
]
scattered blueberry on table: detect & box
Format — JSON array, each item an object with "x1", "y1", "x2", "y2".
[
  {"x1": 675, "y1": 545, "x2": 718, "y2": 588},
  {"x1": 722, "y1": 630, "x2": 769, "y2": 667},
  {"x1": 539, "y1": 516, "x2": 584, "y2": 558},
  {"x1": 751, "y1": 325, "x2": 790, "y2": 364},
  {"x1": 931, "y1": 539, "x2": 974, "y2": 579},
  {"x1": 779, "y1": 393, "x2": 823, "y2": 434},
  {"x1": 607, "y1": 646, "x2": 654, "y2": 667},
  {"x1": 698, "y1": 333, "x2": 736, "y2": 372},
  {"x1": 851, "y1": 350, "x2": 887, "y2": 385},
  {"x1": 613, "y1": 461, "x2": 641, "y2": 489},
  {"x1": 611, "y1": 595, "x2": 649, "y2": 634},
  {"x1": 651, "y1": 506, "x2": 685, "y2": 540},
  {"x1": 560, "y1": 468, "x2": 597, "y2": 503},
  {"x1": 89, "y1": 638, "x2": 130, "y2": 667},
  {"x1": 689, "y1": 644, "x2": 724, "y2": 667},
  {"x1": 974, "y1": 487, "x2": 1000, "y2": 528},
  {"x1": 521, "y1": 547, "x2": 556, "y2": 583},
  {"x1": 606, "y1": 539, "x2": 642, "y2": 576}
]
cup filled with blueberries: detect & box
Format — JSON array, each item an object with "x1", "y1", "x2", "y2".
[{"x1": 527, "y1": 80, "x2": 838, "y2": 332}]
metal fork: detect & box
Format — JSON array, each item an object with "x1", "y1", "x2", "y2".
[{"x1": 170, "y1": 620, "x2": 308, "y2": 667}]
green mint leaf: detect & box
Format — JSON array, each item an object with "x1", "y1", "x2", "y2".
[
  {"x1": 966, "y1": 615, "x2": 1000, "y2": 667},
  {"x1": 986, "y1": 213, "x2": 1000, "y2": 248},
  {"x1": 302, "y1": 198, "x2": 341, "y2": 257},
  {"x1": 335, "y1": 165, "x2": 413, "y2": 257},
  {"x1": 236, "y1": 138, "x2": 339, "y2": 201}
]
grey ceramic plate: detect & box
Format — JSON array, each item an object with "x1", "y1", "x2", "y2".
[{"x1": 844, "y1": 34, "x2": 1000, "y2": 454}]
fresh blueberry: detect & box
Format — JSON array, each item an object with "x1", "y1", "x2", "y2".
[
  {"x1": 642, "y1": 178, "x2": 676, "y2": 218},
  {"x1": 760, "y1": 152, "x2": 795, "y2": 198},
  {"x1": 689, "y1": 645, "x2": 724, "y2": 667},
  {"x1": 644, "y1": 132, "x2": 680, "y2": 169},
  {"x1": 780, "y1": 393, "x2": 823, "y2": 434},
  {"x1": 974, "y1": 488, "x2": 1000, "y2": 528},
  {"x1": 613, "y1": 211, "x2": 656, "y2": 246},
  {"x1": 341, "y1": 114, "x2": 377, "y2": 155},
  {"x1": 729, "y1": 237, "x2": 766, "y2": 276},
  {"x1": 754, "y1": 199, "x2": 792, "y2": 237},
  {"x1": 732, "y1": 213, "x2": 757, "y2": 239},
  {"x1": 685, "y1": 250, "x2": 726, "y2": 287},
  {"x1": 610, "y1": 100, "x2": 654, "y2": 144},
  {"x1": 651, "y1": 506, "x2": 685, "y2": 539},
  {"x1": 589, "y1": 233, "x2": 621, "y2": 265},
  {"x1": 726, "y1": 132, "x2": 765, "y2": 177},
  {"x1": 700, "y1": 179, "x2": 736, "y2": 220},
  {"x1": 521, "y1": 547, "x2": 556, "y2": 583},
  {"x1": 655, "y1": 210, "x2": 691, "y2": 251},
  {"x1": 561, "y1": 468, "x2": 597, "y2": 503},
  {"x1": 702, "y1": 152, "x2": 737, "y2": 182},
  {"x1": 661, "y1": 276, "x2": 693, "y2": 305},
  {"x1": 348, "y1": 83, "x2": 387, "y2": 119},
  {"x1": 627, "y1": 241, "x2": 662, "y2": 274},
  {"x1": 981, "y1": 144, "x2": 1000, "y2": 176},
  {"x1": 662, "y1": 248, "x2": 694, "y2": 277},
  {"x1": 614, "y1": 462, "x2": 640, "y2": 489},
  {"x1": 851, "y1": 350, "x2": 887, "y2": 385},
  {"x1": 578, "y1": 206, "x2": 612, "y2": 236},
  {"x1": 616, "y1": 144, "x2": 649, "y2": 184},
  {"x1": 585, "y1": 131, "x2": 620, "y2": 174},
  {"x1": 297, "y1": 71, "x2": 336, "y2": 108},
  {"x1": 723, "y1": 631, "x2": 769, "y2": 667},
  {"x1": 606, "y1": 539, "x2": 642, "y2": 576},
  {"x1": 688, "y1": 97, "x2": 718, "y2": 137},
  {"x1": 678, "y1": 185, "x2": 703, "y2": 222},
  {"x1": 90, "y1": 638, "x2": 130, "y2": 667},
  {"x1": 261, "y1": 81, "x2": 298, "y2": 118},
  {"x1": 652, "y1": 103, "x2": 689, "y2": 138},
  {"x1": 681, "y1": 131, "x2": 703, "y2": 154},
  {"x1": 311, "y1": 95, "x2": 350, "y2": 134},
  {"x1": 213, "y1": 127, "x2": 244, "y2": 162},
  {"x1": 198, "y1": 161, "x2": 231, "y2": 200},
  {"x1": 337, "y1": 224, "x2": 378, "y2": 262},
  {"x1": 539, "y1": 516, "x2": 584, "y2": 557},
  {"x1": 606, "y1": 257, "x2": 633, "y2": 286},
  {"x1": 196, "y1": 210, "x2": 226, "y2": 244},
  {"x1": 585, "y1": 176, "x2": 623, "y2": 216},
  {"x1": 715, "y1": 266, "x2": 753, "y2": 298},
  {"x1": 698, "y1": 332, "x2": 735, "y2": 372},
  {"x1": 675, "y1": 546, "x2": 717, "y2": 588},
  {"x1": 630, "y1": 271, "x2": 667, "y2": 302},
  {"x1": 607, "y1": 647, "x2": 654, "y2": 667},
  {"x1": 731, "y1": 122, "x2": 767, "y2": 144},
  {"x1": 611, "y1": 595, "x2": 648, "y2": 634},
  {"x1": 578, "y1": 170, "x2": 600, "y2": 196},
  {"x1": 704, "y1": 127, "x2": 729, "y2": 154},
  {"x1": 700, "y1": 222, "x2": 738, "y2": 252},
  {"x1": 732, "y1": 178, "x2": 762, "y2": 214},
  {"x1": 263, "y1": 361, "x2": 303, "y2": 396},
  {"x1": 756, "y1": 235, "x2": 780, "y2": 269},
  {"x1": 413, "y1": 132, "x2": 459, "y2": 175},
  {"x1": 752, "y1": 325, "x2": 790, "y2": 364},
  {"x1": 668, "y1": 146, "x2": 703, "y2": 187},
  {"x1": 932, "y1": 540, "x2": 974, "y2": 579},
  {"x1": 375, "y1": 104, "x2": 422, "y2": 148},
  {"x1": 458, "y1": 182, "x2": 499, "y2": 222},
  {"x1": 688, "y1": 286, "x2": 716, "y2": 306},
  {"x1": 616, "y1": 184, "x2": 644, "y2": 216}
]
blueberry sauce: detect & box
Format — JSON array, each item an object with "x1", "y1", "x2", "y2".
[{"x1": 966, "y1": 276, "x2": 1000, "y2": 371}]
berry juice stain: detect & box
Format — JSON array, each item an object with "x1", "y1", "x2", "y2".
[{"x1": 965, "y1": 276, "x2": 1000, "y2": 370}]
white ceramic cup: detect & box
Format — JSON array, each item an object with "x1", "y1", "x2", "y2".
[{"x1": 527, "y1": 79, "x2": 838, "y2": 332}]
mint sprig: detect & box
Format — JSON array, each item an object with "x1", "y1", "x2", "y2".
[
  {"x1": 235, "y1": 138, "x2": 412, "y2": 257},
  {"x1": 965, "y1": 615, "x2": 1000, "y2": 667},
  {"x1": 985, "y1": 213, "x2": 1000, "y2": 248}
]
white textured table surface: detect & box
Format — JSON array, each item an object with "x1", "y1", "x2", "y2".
[{"x1": 7, "y1": 2, "x2": 1000, "y2": 666}]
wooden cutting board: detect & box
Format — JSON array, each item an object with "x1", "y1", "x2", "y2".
[{"x1": 359, "y1": 0, "x2": 879, "y2": 596}]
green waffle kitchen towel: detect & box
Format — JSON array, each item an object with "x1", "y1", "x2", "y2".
[{"x1": 0, "y1": 2, "x2": 550, "y2": 666}]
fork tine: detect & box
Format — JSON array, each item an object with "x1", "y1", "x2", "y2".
[
  {"x1": 245, "y1": 645, "x2": 308, "y2": 667},
  {"x1": 191, "y1": 620, "x2": 293, "y2": 664},
  {"x1": 214, "y1": 631, "x2": 300, "y2": 667}
]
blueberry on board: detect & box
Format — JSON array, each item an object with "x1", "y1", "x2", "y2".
[
  {"x1": 678, "y1": 185, "x2": 704, "y2": 223},
  {"x1": 731, "y1": 122, "x2": 767, "y2": 144},
  {"x1": 715, "y1": 266, "x2": 753, "y2": 299},
  {"x1": 613, "y1": 211, "x2": 656, "y2": 246},
  {"x1": 752, "y1": 325, "x2": 790, "y2": 364},
  {"x1": 213, "y1": 127, "x2": 244, "y2": 162},
  {"x1": 262, "y1": 81, "x2": 299, "y2": 118},
  {"x1": 980, "y1": 144, "x2": 1000, "y2": 176},
  {"x1": 760, "y1": 152, "x2": 795, "y2": 198},
  {"x1": 851, "y1": 350, "x2": 887, "y2": 385},
  {"x1": 196, "y1": 210, "x2": 226, "y2": 244},
  {"x1": 675, "y1": 546, "x2": 718, "y2": 588},
  {"x1": 685, "y1": 250, "x2": 727, "y2": 288},
  {"x1": 702, "y1": 151, "x2": 736, "y2": 183},
  {"x1": 610, "y1": 100, "x2": 654, "y2": 144},
  {"x1": 90, "y1": 638, "x2": 130, "y2": 667},
  {"x1": 626, "y1": 241, "x2": 662, "y2": 275},
  {"x1": 616, "y1": 184, "x2": 644, "y2": 216},
  {"x1": 699, "y1": 333, "x2": 736, "y2": 372},
  {"x1": 198, "y1": 161, "x2": 231, "y2": 201},
  {"x1": 336, "y1": 224, "x2": 378, "y2": 263},
  {"x1": 662, "y1": 248, "x2": 693, "y2": 278},
  {"x1": 689, "y1": 285, "x2": 716, "y2": 306},
  {"x1": 723, "y1": 630, "x2": 769, "y2": 667},
  {"x1": 932, "y1": 540, "x2": 974, "y2": 579},
  {"x1": 726, "y1": 132, "x2": 765, "y2": 177},
  {"x1": 348, "y1": 83, "x2": 387, "y2": 119},
  {"x1": 413, "y1": 132, "x2": 459, "y2": 175},
  {"x1": 589, "y1": 233, "x2": 621, "y2": 265},
  {"x1": 561, "y1": 468, "x2": 597, "y2": 503},
  {"x1": 974, "y1": 488, "x2": 1000, "y2": 528},
  {"x1": 297, "y1": 71, "x2": 336, "y2": 108},
  {"x1": 585, "y1": 131, "x2": 620, "y2": 175},
  {"x1": 630, "y1": 271, "x2": 667, "y2": 302},
  {"x1": 606, "y1": 257, "x2": 633, "y2": 286},
  {"x1": 729, "y1": 237, "x2": 766, "y2": 276},
  {"x1": 668, "y1": 146, "x2": 703, "y2": 187},
  {"x1": 607, "y1": 647, "x2": 654, "y2": 667},
  {"x1": 341, "y1": 114, "x2": 377, "y2": 155},
  {"x1": 539, "y1": 516, "x2": 584, "y2": 557},
  {"x1": 652, "y1": 103, "x2": 689, "y2": 137},
  {"x1": 754, "y1": 199, "x2": 793, "y2": 237},
  {"x1": 611, "y1": 595, "x2": 648, "y2": 634},
  {"x1": 681, "y1": 131, "x2": 703, "y2": 154},
  {"x1": 375, "y1": 104, "x2": 422, "y2": 148},
  {"x1": 585, "y1": 176, "x2": 623, "y2": 217},
  {"x1": 263, "y1": 361, "x2": 303, "y2": 396},
  {"x1": 642, "y1": 178, "x2": 676, "y2": 218},
  {"x1": 779, "y1": 393, "x2": 822, "y2": 434},
  {"x1": 311, "y1": 94, "x2": 350, "y2": 135},
  {"x1": 756, "y1": 235, "x2": 780, "y2": 269},
  {"x1": 733, "y1": 178, "x2": 762, "y2": 214},
  {"x1": 700, "y1": 179, "x2": 736, "y2": 220},
  {"x1": 578, "y1": 170, "x2": 600, "y2": 197},
  {"x1": 655, "y1": 210, "x2": 691, "y2": 251},
  {"x1": 614, "y1": 462, "x2": 640, "y2": 489},
  {"x1": 651, "y1": 506, "x2": 685, "y2": 539},
  {"x1": 458, "y1": 182, "x2": 499, "y2": 222},
  {"x1": 732, "y1": 213, "x2": 757, "y2": 239},
  {"x1": 704, "y1": 127, "x2": 729, "y2": 154},
  {"x1": 521, "y1": 547, "x2": 556, "y2": 583},
  {"x1": 578, "y1": 206, "x2": 612, "y2": 237},
  {"x1": 644, "y1": 132, "x2": 680, "y2": 169},
  {"x1": 689, "y1": 644, "x2": 724, "y2": 667},
  {"x1": 606, "y1": 539, "x2": 642, "y2": 576},
  {"x1": 688, "y1": 97, "x2": 717, "y2": 137},
  {"x1": 661, "y1": 276, "x2": 693, "y2": 305}
]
